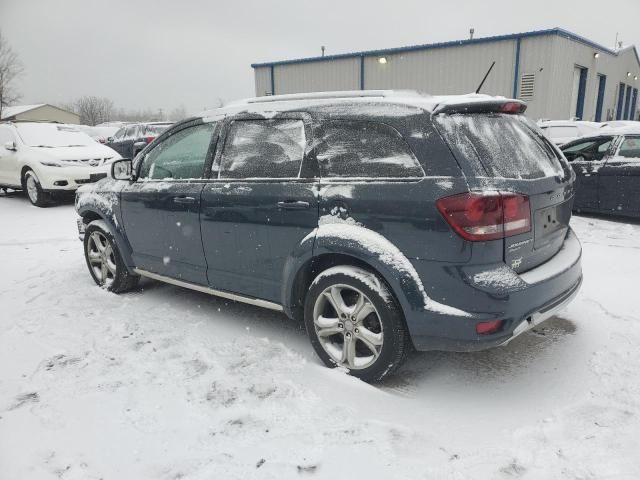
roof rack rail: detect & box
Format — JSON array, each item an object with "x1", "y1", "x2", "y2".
[{"x1": 241, "y1": 89, "x2": 421, "y2": 104}]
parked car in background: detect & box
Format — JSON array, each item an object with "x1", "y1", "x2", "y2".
[
  {"x1": 106, "y1": 122, "x2": 173, "y2": 159},
  {"x1": 76, "y1": 125, "x2": 121, "y2": 144},
  {"x1": 561, "y1": 126, "x2": 640, "y2": 218},
  {"x1": 538, "y1": 120, "x2": 604, "y2": 146},
  {"x1": 95, "y1": 121, "x2": 132, "y2": 128},
  {"x1": 602, "y1": 120, "x2": 640, "y2": 129},
  {"x1": 76, "y1": 91, "x2": 582, "y2": 382},
  {"x1": 0, "y1": 122, "x2": 119, "y2": 206}
]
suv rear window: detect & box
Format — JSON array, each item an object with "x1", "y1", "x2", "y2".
[
  {"x1": 220, "y1": 119, "x2": 306, "y2": 178},
  {"x1": 436, "y1": 114, "x2": 564, "y2": 179},
  {"x1": 316, "y1": 121, "x2": 423, "y2": 178}
]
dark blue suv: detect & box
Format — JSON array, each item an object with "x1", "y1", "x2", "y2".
[{"x1": 75, "y1": 91, "x2": 582, "y2": 382}]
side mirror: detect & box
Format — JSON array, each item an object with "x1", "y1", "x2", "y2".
[
  {"x1": 3, "y1": 141, "x2": 17, "y2": 151},
  {"x1": 111, "y1": 159, "x2": 133, "y2": 180},
  {"x1": 107, "y1": 137, "x2": 114, "y2": 143}
]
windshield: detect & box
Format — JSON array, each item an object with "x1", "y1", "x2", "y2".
[
  {"x1": 435, "y1": 113, "x2": 565, "y2": 180},
  {"x1": 16, "y1": 124, "x2": 95, "y2": 147}
]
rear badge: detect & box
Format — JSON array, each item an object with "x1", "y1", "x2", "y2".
[
  {"x1": 507, "y1": 238, "x2": 531, "y2": 252},
  {"x1": 511, "y1": 257, "x2": 523, "y2": 269}
]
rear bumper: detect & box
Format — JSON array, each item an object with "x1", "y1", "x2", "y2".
[{"x1": 408, "y1": 228, "x2": 583, "y2": 351}]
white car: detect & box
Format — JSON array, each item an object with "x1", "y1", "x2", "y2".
[
  {"x1": 538, "y1": 120, "x2": 605, "y2": 146},
  {"x1": 0, "y1": 122, "x2": 120, "y2": 206}
]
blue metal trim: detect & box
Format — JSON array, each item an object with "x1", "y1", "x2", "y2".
[
  {"x1": 251, "y1": 27, "x2": 636, "y2": 69},
  {"x1": 513, "y1": 37, "x2": 521, "y2": 98},
  {"x1": 617, "y1": 83, "x2": 626, "y2": 120},
  {"x1": 270, "y1": 65, "x2": 275, "y2": 95},
  {"x1": 575, "y1": 67, "x2": 588, "y2": 120},
  {"x1": 360, "y1": 55, "x2": 365, "y2": 90},
  {"x1": 595, "y1": 74, "x2": 606, "y2": 122},
  {"x1": 624, "y1": 84, "x2": 633, "y2": 120}
]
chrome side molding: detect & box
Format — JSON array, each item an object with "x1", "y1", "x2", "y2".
[{"x1": 133, "y1": 268, "x2": 284, "y2": 312}]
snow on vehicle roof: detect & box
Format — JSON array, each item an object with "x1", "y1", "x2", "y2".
[
  {"x1": 598, "y1": 125, "x2": 640, "y2": 136},
  {"x1": 14, "y1": 122, "x2": 96, "y2": 147},
  {"x1": 200, "y1": 90, "x2": 516, "y2": 121},
  {"x1": 538, "y1": 120, "x2": 604, "y2": 128}
]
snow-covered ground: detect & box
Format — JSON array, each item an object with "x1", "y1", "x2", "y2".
[{"x1": 1, "y1": 193, "x2": 639, "y2": 479}]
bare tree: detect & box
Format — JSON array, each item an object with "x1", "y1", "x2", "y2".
[
  {"x1": 0, "y1": 32, "x2": 24, "y2": 119},
  {"x1": 74, "y1": 96, "x2": 114, "y2": 125},
  {"x1": 169, "y1": 105, "x2": 187, "y2": 121}
]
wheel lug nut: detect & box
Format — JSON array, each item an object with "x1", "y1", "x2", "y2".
[
  {"x1": 338, "y1": 323, "x2": 343, "y2": 328},
  {"x1": 345, "y1": 332, "x2": 351, "y2": 338},
  {"x1": 354, "y1": 328, "x2": 359, "y2": 333}
]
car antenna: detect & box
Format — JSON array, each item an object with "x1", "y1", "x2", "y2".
[{"x1": 475, "y1": 61, "x2": 496, "y2": 94}]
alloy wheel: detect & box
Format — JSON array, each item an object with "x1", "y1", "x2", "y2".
[
  {"x1": 26, "y1": 174, "x2": 38, "y2": 203},
  {"x1": 312, "y1": 284, "x2": 383, "y2": 369},
  {"x1": 87, "y1": 231, "x2": 117, "y2": 287}
]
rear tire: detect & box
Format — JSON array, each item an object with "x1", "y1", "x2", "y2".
[
  {"x1": 23, "y1": 170, "x2": 50, "y2": 207},
  {"x1": 304, "y1": 265, "x2": 410, "y2": 382},
  {"x1": 84, "y1": 221, "x2": 139, "y2": 293}
]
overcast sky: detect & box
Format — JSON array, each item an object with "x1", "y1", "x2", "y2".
[{"x1": 2, "y1": 0, "x2": 639, "y2": 116}]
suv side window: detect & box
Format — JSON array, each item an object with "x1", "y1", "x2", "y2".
[
  {"x1": 139, "y1": 123, "x2": 215, "y2": 180},
  {"x1": 124, "y1": 125, "x2": 138, "y2": 138},
  {"x1": 617, "y1": 136, "x2": 640, "y2": 160},
  {"x1": 316, "y1": 121, "x2": 423, "y2": 178},
  {"x1": 562, "y1": 137, "x2": 612, "y2": 162},
  {"x1": 113, "y1": 127, "x2": 125, "y2": 140},
  {"x1": 219, "y1": 119, "x2": 306, "y2": 179}
]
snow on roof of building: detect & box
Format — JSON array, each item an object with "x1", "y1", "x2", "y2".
[
  {"x1": 1, "y1": 104, "x2": 46, "y2": 119},
  {"x1": 251, "y1": 27, "x2": 640, "y2": 69},
  {"x1": 1, "y1": 103, "x2": 79, "y2": 120}
]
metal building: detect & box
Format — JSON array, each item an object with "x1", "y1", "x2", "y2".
[
  {"x1": 252, "y1": 28, "x2": 640, "y2": 121},
  {"x1": 0, "y1": 104, "x2": 80, "y2": 124}
]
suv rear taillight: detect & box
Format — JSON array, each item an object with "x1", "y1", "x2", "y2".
[{"x1": 436, "y1": 192, "x2": 531, "y2": 241}]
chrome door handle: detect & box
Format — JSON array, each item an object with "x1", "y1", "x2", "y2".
[
  {"x1": 173, "y1": 196, "x2": 196, "y2": 204},
  {"x1": 277, "y1": 200, "x2": 310, "y2": 210}
]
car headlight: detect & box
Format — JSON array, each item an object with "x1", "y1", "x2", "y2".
[{"x1": 40, "y1": 160, "x2": 63, "y2": 167}]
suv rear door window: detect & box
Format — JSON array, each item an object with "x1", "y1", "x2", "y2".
[
  {"x1": 316, "y1": 121, "x2": 423, "y2": 178},
  {"x1": 436, "y1": 114, "x2": 564, "y2": 179},
  {"x1": 219, "y1": 119, "x2": 305, "y2": 179}
]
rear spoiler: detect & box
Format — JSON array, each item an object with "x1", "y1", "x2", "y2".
[{"x1": 432, "y1": 100, "x2": 527, "y2": 115}]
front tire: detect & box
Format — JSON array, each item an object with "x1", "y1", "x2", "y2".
[
  {"x1": 304, "y1": 265, "x2": 410, "y2": 382},
  {"x1": 83, "y1": 221, "x2": 139, "y2": 293},
  {"x1": 23, "y1": 170, "x2": 50, "y2": 207}
]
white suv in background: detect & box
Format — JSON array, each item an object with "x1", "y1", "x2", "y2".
[
  {"x1": 0, "y1": 122, "x2": 120, "y2": 206},
  {"x1": 538, "y1": 120, "x2": 604, "y2": 146}
]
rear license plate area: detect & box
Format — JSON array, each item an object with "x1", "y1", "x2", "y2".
[{"x1": 534, "y1": 200, "x2": 571, "y2": 248}]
